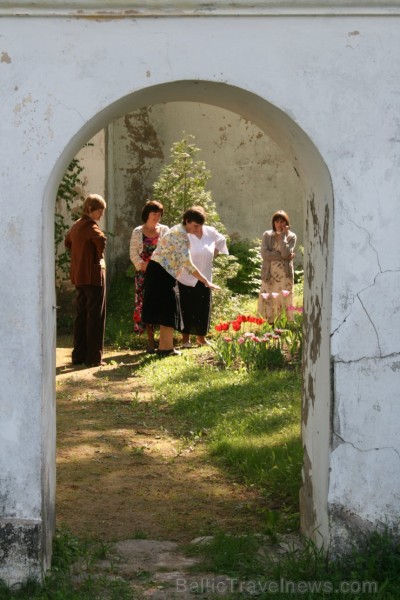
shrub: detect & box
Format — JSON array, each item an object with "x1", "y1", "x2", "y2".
[
  {"x1": 226, "y1": 236, "x2": 262, "y2": 295},
  {"x1": 55, "y1": 158, "x2": 85, "y2": 288},
  {"x1": 152, "y1": 134, "x2": 244, "y2": 325}
]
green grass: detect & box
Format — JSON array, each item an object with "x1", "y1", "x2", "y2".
[
  {"x1": 45, "y1": 285, "x2": 400, "y2": 598},
  {"x1": 139, "y1": 352, "x2": 303, "y2": 532},
  {"x1": 136, "y1": 349, "x2": 400, "y2": 598},
  {"x1": 185, "y1": 530, "x2": 262, "y2": 579},
  {"x1": 184, "y1": 529, "x2": 400, "y2": 598},
  {"x1": 0, "y1": 527, "x2": 133, "y2": 599}
]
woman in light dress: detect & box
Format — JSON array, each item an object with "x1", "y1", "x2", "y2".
[{"x1": 258, "y1": 210, "x2": 296, "y2": 324}]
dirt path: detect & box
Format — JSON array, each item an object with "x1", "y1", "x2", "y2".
[
  {"x1": 56, "y1": 338, "x2": 266, "y2": 543},
  {"x1": 56, "y1": 338, "x2": 303, "y2": 598}
]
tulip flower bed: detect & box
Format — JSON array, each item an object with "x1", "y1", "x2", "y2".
[{"x1": 212, "y1": 310, "x2": 303, "y2": 370}]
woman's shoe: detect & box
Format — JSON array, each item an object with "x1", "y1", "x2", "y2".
[
  {"x1": 146, "y1": 348, "x2": 156, "y2": 354},
  {"x1": 157, "y1": 348, "x2": 181, "y2": 357},
  {"x1": 86, "y1": 361, "x2": 107, "y2": 367},
  {"x1": 181, "y1": 342, "x2": 192, "y2": 349}
]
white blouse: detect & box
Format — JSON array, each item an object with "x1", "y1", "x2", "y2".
[{"x1": 177, "y1": 225, "x2": 228, "y2": 287}]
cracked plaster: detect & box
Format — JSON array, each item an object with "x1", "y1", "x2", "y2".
[
  {"x1": 332, "y1": 271, "x2": 400, "y2": 361},
  {"x1": 333, "y1": 356, "x2": 400, "y2": 451}
]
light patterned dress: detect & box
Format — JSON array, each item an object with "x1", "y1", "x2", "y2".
[
  {"x1": 258, "y1": 229, "x2": 296, "y2": 323},
  {"x1": 133, "y1": 233, "x2": 159, "y2": 334}
]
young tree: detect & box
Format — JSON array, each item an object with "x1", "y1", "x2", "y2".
[
  {"x1": 152, "y1": 134, "x2": 225, "y2": 233},
  {"x1": 152, "y1": 134, "x2": 240, "y2": 321}
]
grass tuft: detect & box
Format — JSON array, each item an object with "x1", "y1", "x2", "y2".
[
  {"x1": 0, "y1": 527, "x2": 133, "y2": 599},
  {"x1": 184, "y1": 529, "x2": 400, "y2": 598}
]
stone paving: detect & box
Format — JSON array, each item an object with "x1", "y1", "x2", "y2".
[{"x1": 88, "y1": 534, "x2": 304, "y2": 599}]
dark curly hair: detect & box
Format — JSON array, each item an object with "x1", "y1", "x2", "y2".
[{"x1": 182, "y1": 206, "x2": 206, "y2": 225}]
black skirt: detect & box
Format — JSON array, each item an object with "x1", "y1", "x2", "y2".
[
  {"x1": 178, "y1": 280, "x2": 211, "y2": 336},
  {"x1": 142, "y1": 260, "x2": 183, "y2": 330}
]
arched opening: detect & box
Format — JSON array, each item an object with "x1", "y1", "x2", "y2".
[{"x1": 44, "y1": 80, "x2": 333, "y2": 552}]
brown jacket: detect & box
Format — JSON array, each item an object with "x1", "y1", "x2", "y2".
[{"x1": 65, "y1": 214, "x2": 107, "y2": 286}]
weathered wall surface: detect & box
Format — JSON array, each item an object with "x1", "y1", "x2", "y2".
[
  {"x1": 0, "y1": 0, "x2": 400, "y2": 583},
  {"x1": 108, "y1": 103, "x2": 304, "y2": 270},
  {"x1": 58, "y1": 104, "x2": 304, "y2": 278}
]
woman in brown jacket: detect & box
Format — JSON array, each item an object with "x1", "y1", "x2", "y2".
[{"x1": 65, "y1": 194, "x2": 107, "y2": 367}]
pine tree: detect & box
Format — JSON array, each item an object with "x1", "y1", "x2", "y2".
[
  {"x1": 152, "y1": 134, "x2": 225, "y2": 233},
  {"x1": 152, "y1": 134, "x2": 241, "y2": 319}
]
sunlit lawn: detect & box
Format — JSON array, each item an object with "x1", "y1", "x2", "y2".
[{"x1": 139, "y1": 352, "x2": 303, "y2": 532}]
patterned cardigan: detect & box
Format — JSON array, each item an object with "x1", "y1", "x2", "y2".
[
  {"x1": 260, "y1": 229, "x2": 297, "y2": 282},
  {"x1": 129, "y1": 224, "x2": 169, "y2": 271}
]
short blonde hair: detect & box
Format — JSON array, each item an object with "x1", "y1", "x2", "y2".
[{"x1": 83, "y1": 194, "x2": 106, "y2": 215}]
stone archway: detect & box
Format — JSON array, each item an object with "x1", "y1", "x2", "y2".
[
  {"x1": 2, "y1": 4, "x2": 400, "y2": 586},
  {"x1": 45, "y1": 78, "x2": 333, "y2": 557}
]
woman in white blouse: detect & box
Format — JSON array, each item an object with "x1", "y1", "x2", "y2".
[
  {"x1": 142, "y1": 206, "x2": 220, "y2": 357},
  {"x1": 177, "y1": 223, "x2": 228, "y2": 347}
]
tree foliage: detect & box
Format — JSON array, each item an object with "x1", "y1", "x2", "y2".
[
  {"x1": 152, "y1": 134, "x2": 225, "y2": 233},
  {"x1": 152, "y1": 135, "x2": 241, "y2": 319},
  {"x1": 54, "y1": 158, "x2": 84, "y2": 288},
  {"x1": 227, "y1": 236, "x2": 262, "y2": 295}
]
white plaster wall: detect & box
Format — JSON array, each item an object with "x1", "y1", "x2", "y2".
[
  {"x1": 76, "y1": 131, "x2": 105, "y2": 200},
  {"x1": 170, "y1": 104, "x2": 303, "y2": 244},
  {"x1": 0, "y1": 6, "x2": 399, "y2": 580},
  {"x1": 107, "y1": 103, "x2": 304, "y2": 270},
  {"x1": 326, "y1": 25, "x2": 400, "y2": 545}
]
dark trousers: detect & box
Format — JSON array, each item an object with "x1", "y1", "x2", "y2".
[{"x1": 72, "y1": 284, "x2": 106, "y2": 365}]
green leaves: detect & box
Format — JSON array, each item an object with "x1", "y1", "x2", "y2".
[
  {"x1": 212, "y1": 313, "x2": 302, "y2": 371},
  {"x1": 152, "y1": 134, "x2": 225, "y2": 233},
  {"x1": 55, "y1": 157, "x2": 85, "y2": 287}
]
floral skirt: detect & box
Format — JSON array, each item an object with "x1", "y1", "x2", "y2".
[
  {"x1": 258, "y1": 261, "x2": 293, "y2": 323},
  {"x1": 133, "y1": 270, "x2": 146, "y2": 334}
]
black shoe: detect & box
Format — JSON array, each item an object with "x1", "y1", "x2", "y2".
[
  {"x1": 86, "y1": 361, "x2": 107, "y2": 367},
  {"x1": 71, "y1": 360, "x2": 85, "y2": 366},
  {"x1": 146, "y1": 348, "x2": 156, "y2": 354},
  {"x1": 156, "y1": 348, "x2": 181, "y2": 357}
]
